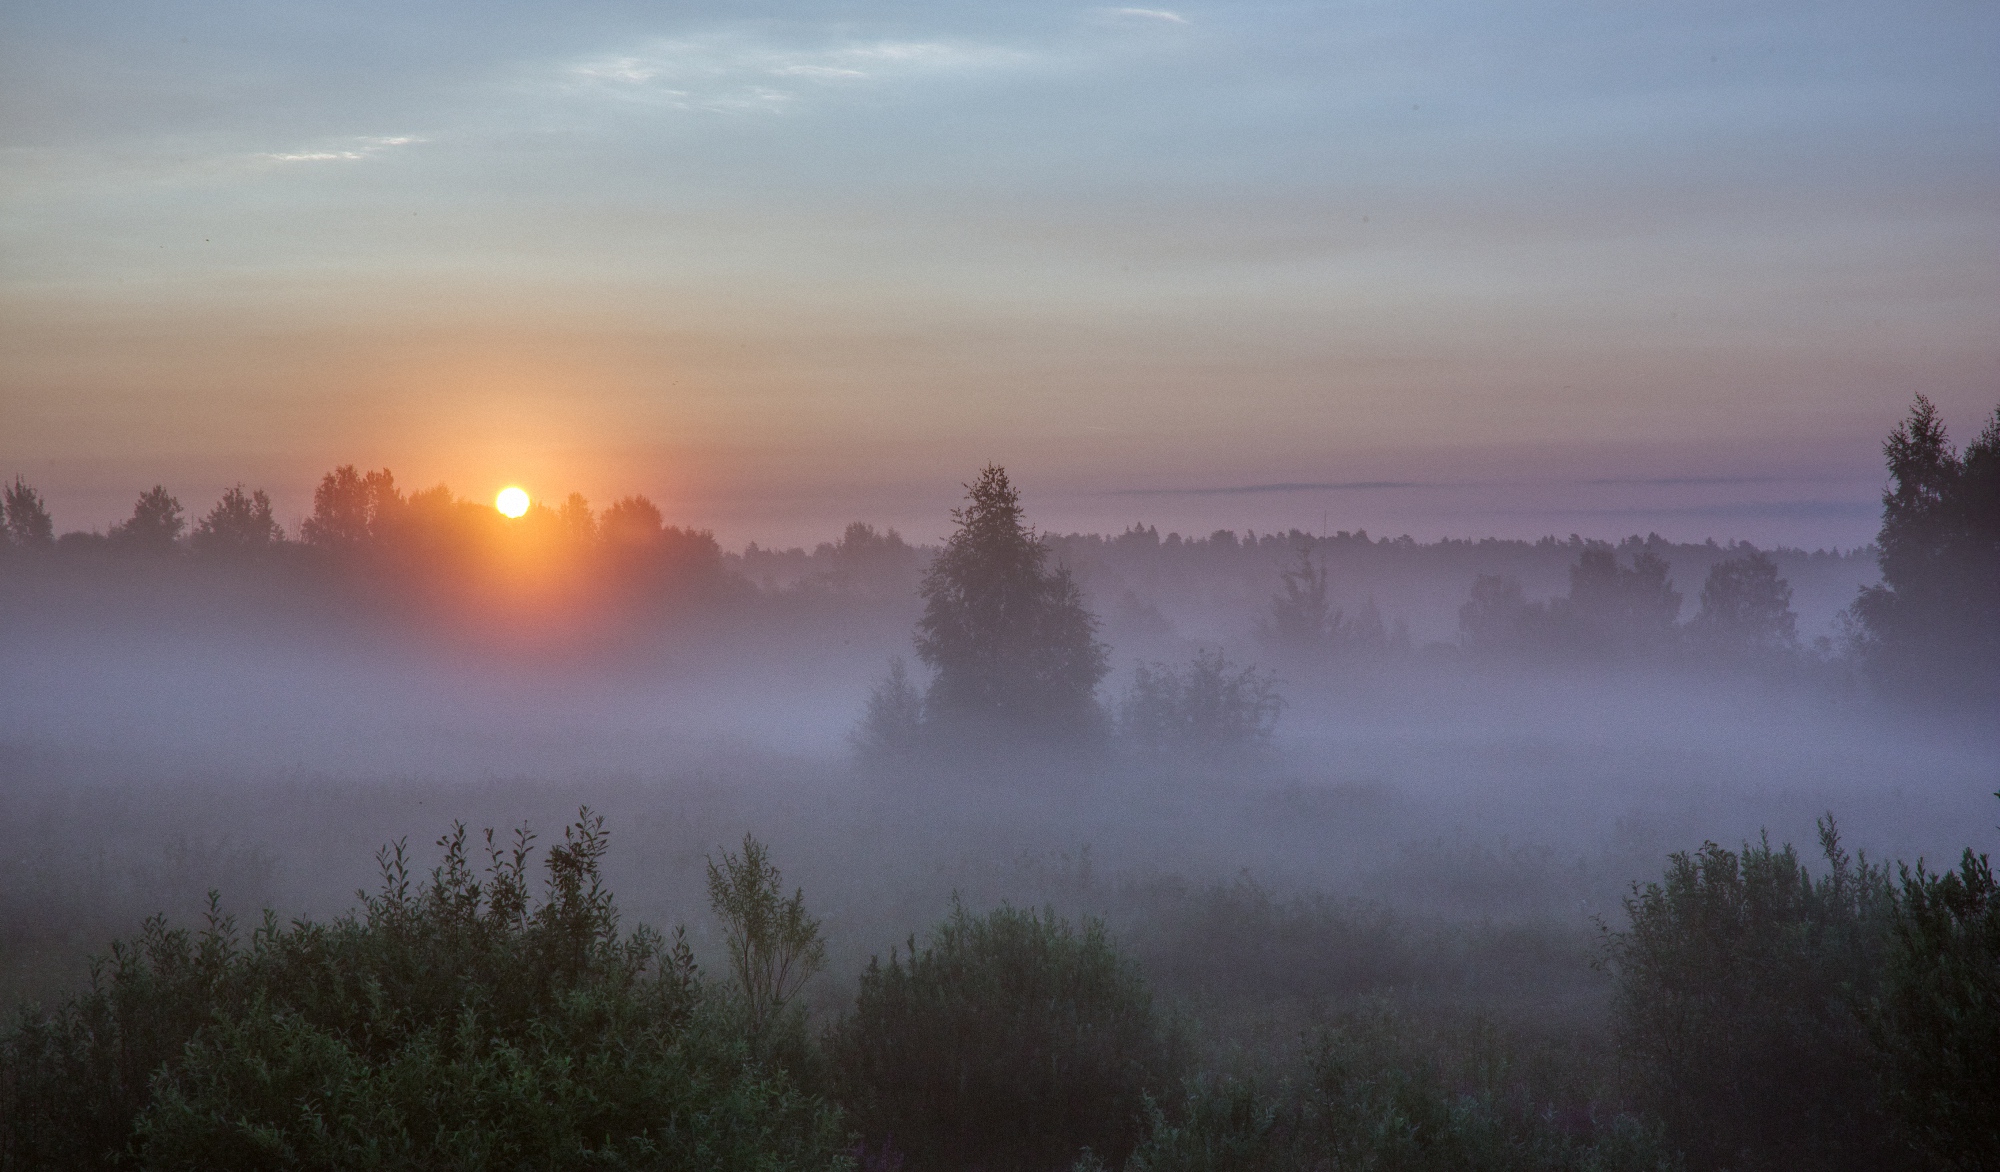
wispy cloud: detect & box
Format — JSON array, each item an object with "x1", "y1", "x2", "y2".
[
  {"x1": 566, "y1": 34, "x2": 1034, "y2": 113},
  {"x1": 1106, "y1": 481, "x2": 1431, "y2": 496},
  {"x1": 1106, "y1": 8, "x2": 1189, "y2": 23},
  {"x1": 263, "y1": 135, "x2": 423, "y2": 163}
]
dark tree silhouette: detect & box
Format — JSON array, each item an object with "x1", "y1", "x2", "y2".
[
  {"x1": 2, "y1": 477, "x2": 54, "y2": 547},
  {"x1": 1556, "y1": 546, "x2": 1681, "y2": 657},
  {"x1": 1692, "y1": 548, "x2": 1797, "y2": 658},
  {"x1": 1457, "y1": 573, "x2": 1548, "y2": 654},
  {"x1": 599, "y1": 495, "x2": 664, "y2": 546},
  {"x1": 108, "y1": 486, "x2": 184, "y2": 554},
  {"x1": 558, "y1": 492, "x2": 596, "y2": 544},
  {"x1": 300, "y1": 465, "x2": 400, "y2": 550},
  {"x1": 914, "y1": 465, "x2": 1108, "y2": 743},
  {"x1": 1260, "y1": 542, "x2": 1333, "y2": 652},
  {"x1": 190, "y1": 484, "x2": 283, "y2": 554},
  {"x1": 1851, "y1": 396, "x2": 2000, "y2": 702}
]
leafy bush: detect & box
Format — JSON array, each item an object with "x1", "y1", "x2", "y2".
[
  {"x1": 0, "y1": 811, "x2": 849, "y2": 1171},
  {"x1": 830, "y1": 900, "x2": 1182, "y2": 1172},
  {"x1": 1872, "y1": 845, "x2": 2000, "y2": 1171},
  {"x1": 1124, "y1": 1006, "x2": 1675, "y2": 1172},
  {"x1": 1601, "y1": 819, "x2": 1908, "y2": 1172},
  {"x1": 1118, "y1": 650, "x2": 1282, "y2": 758}
]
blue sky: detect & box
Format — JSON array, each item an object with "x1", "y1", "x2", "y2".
[{"x1": 3, "y1": 0, "x2": 1995, "y2": 548}]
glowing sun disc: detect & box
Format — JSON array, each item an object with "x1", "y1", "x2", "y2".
[{"x1": 495, "y1": 486, "x2": 530, "y2": 518}]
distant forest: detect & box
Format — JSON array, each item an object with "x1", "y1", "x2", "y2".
[{"x1": 4, "y1": 399, "x2": 1992, "y2": 716}]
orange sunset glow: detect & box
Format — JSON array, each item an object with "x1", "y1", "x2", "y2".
[{"x1": 0, "y1": 6, "x2": 1995, "y2": 1166}]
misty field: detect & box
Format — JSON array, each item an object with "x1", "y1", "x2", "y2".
[{"x1": 1, "y1": 402, "x2": 1996, "y2": 1171}]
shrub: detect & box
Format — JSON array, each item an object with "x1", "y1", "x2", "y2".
[
  {"x1": 0, "y1": 811, "x2": 849, "y2": 1171},
  {"x1": 830, "y1": 900, "x2": 1182, "y2": 1171},
  {"x1": 1601, "y1": 818, "x2": 1908, "y2": 1171},
  {"x1": 1871, "y1": 845, "x2": 2000, "y2": 1171},
  {"x1": 1118, "y1": 650, "x2": 1282, "y2": 759},
  {"x1": 1125, "y1": 1006, "x2": 1675, "y2": 1172},
  {"x1": 707, "y1": 832, "x2": 828, "y2": 1072}
]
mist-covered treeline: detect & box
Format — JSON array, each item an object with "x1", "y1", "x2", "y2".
[{"x1": 1, "y1": 399, "x2": 1995, "y2": 1170}]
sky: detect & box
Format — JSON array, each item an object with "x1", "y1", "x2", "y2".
[{"x1": 2, "y1": 0, "x2": 1996, "y2": 550}]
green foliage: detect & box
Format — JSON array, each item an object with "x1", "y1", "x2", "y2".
[
  {"x1": 0, "y1": 811, "x2": 849, "y2": 1171},
  {"x1": 915, "y1": 465, "x2": 1110, "y2": 744},
  {"x1": 707, "y1": 834, "x2": 828, "y2": 1039},
  {"x1": 1871, "y1": 844, "x2": 2000, "y2": 1171},
  {"x1": 1125, "y1": 1007, "x2": 1675, "y2": 1172},
  {"x1": 1601, "y1": 819, "x2": 1908, "y2": 1172},
  {"x1": 831, "y1": 900, "x2": 1181, "y2": 1172},
  {"x1": 1118, "y1": 650, "x2": 1283, "y2": 759}
]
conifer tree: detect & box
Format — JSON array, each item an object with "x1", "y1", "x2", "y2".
[{"x1": 915, "y1": 465, "x2": 1108, "y2": 742}]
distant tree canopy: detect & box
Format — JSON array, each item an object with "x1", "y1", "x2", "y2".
[
  {"x1": 1850, "y1": 396, "x2": 2000, "y2": 704},
  {"x1": 1692, "y1": 548, "x2": 1798, "y2": 657},
  {"x1": 301, "y1": 465, "x2": 400, "y2": 550},
  {"x1": 914, "y1": 465, "x2": 1109, "y2": 744},
  {"x1": 108, "y1": 486, "x2": 185, "y2": 554},
  {"x1": 1258, "y1": 542, "x2": 1396, "y2": 665},
  {"x1": 190, "y1": 484, "x2": 283, "y2": 555},
  {"x1": 1560, "y1": 547, "x2": 1681, "y2": 656},
  {"x1": 2, "y1": 477, "x2": 54, "y2": 547},
  {"x1": 1459, "y1": 546, "x2": 1686, "y2": 661},
  {"x1": 1119, "y1": 648, "x2": 1283, "y2": 758}
]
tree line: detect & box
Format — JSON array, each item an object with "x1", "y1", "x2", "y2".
[{"x1": 6, "y1": 397, "x2": 1994, "y2": 710}]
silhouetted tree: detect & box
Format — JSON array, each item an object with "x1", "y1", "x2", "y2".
[
  {"x1": 1555, "y1": 546, "x2": 1681, "y2": 657},
  {"x1": 2, "y1": 477, "x2": 54, "y2": 547},
  {"x1": 190, "y1": 484, "x2": 283, "y2": 554},
  {"x1": 915, "y1": 466, "x2": 1109, "y2": 743},
  {"x1": 1457, "y1": 573, "x2": 1548, "y2": 654},
  {"x1": 1260, "y1": 542, "x2": 1333, "y2": 652},
  {"x1": 1691, "y1": 547, "x2": 1797, "y2": 659},
  {"x1": 1850, "y1": 396, "x2": 2000, "y2": 703},
  {"x1": 108, "y1": 486, "x2": 184, "y2": 554},
  {"x1": 558, "y1": 492, "x2": 596, "y2": 544},
  {"x1": 600, "y1": 495, "x2": 664, "y2": 546},
  {"x1": 1258, "y1": 542, "x2": 1398, "y2": 665},
  {"x1": 300, "y1": 465, "x2": 400, "y2": 550},
  {"x1": 817, "y1": 522, "x2": 919, "y2": 596}
]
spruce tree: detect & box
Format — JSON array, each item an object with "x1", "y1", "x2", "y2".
[{"x1": 915, "y1": 466, "x2": 1108, "y2": 743}]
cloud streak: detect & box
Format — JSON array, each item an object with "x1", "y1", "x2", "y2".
[
  {"x1": 1106, "y1": 481, "x2": 1432, "y2": 496},
  {"x1": 565, "y1": 33, "x2": 1035, "y2": 113},
  {"x1": 263, "y1": 136, "x2": 423, "y2": 163}
]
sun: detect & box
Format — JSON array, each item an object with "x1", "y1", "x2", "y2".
[{"x1": 495, "y1": 486, "x2": 530, "y2": 518}]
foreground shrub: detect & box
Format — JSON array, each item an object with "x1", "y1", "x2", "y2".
[
  {"x1": 1124, "y1": 1006, "x2": 1674, "y2": 1172},
  {"x1": 1872, "y1": 845, "x2": 2000, "y2": 1171},
  {"x1": 831, "y1": 901, "x2": 1182, "y2": 1172},
  {"x1": 0, "y1": 811, "x2": 848, "y2": 1171},
  {"x1": 1601, "y1": 818, "x2": 1908, "y2": 1172}
]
